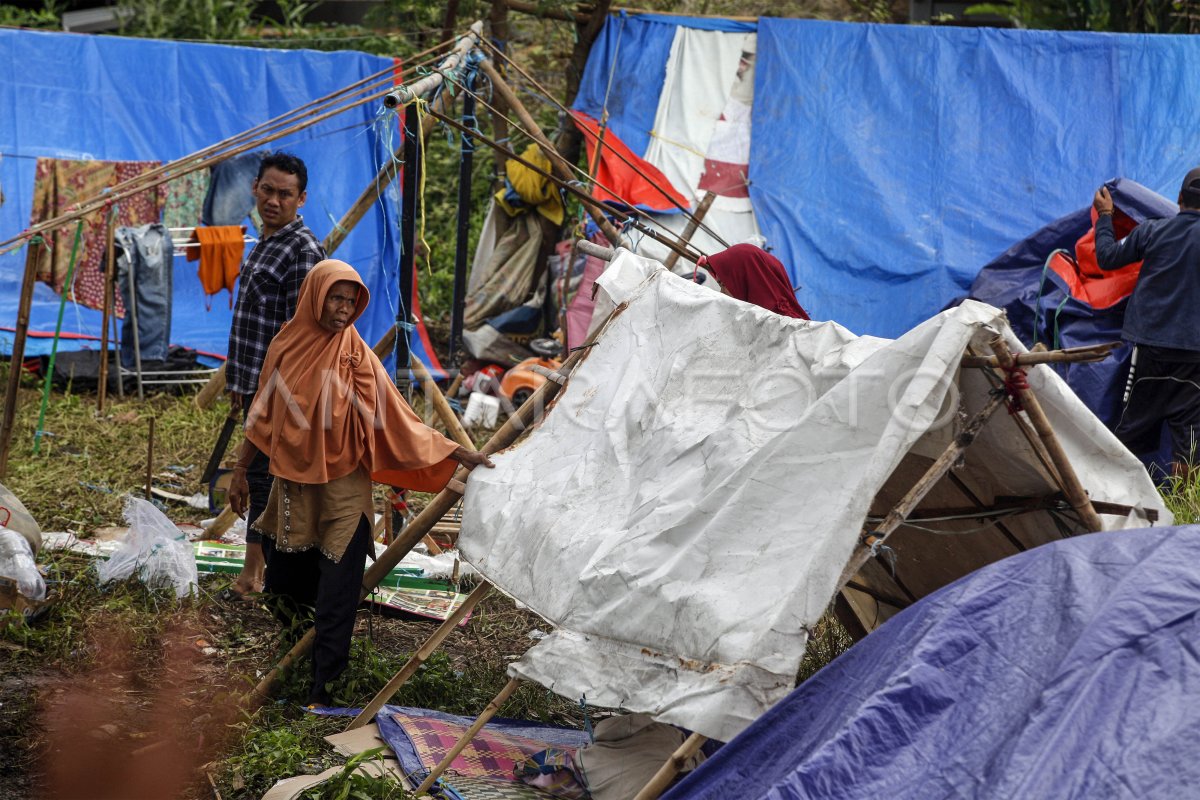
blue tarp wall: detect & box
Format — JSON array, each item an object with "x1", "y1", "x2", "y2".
[
  {"x1": 0, "y1": 28, "x2": 437, "y2": 368},
  {"x1": 665, "y1": 526, "x2": 1200, "y2": 799},
  {"x1": 576, "y1": 16, "x2": 1200, "y2": 339}
]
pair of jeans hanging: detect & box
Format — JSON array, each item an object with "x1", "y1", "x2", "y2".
[
  {"x1": 201, "y1": 150, "x2": 267, "y2": 226},
  {"x1": 114, "y1": 223, "x2": 174, "y2": 367}
]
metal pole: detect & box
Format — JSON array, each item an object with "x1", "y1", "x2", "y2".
[
  {"x1": 397, "y1": 101, "x2": 420, "y2": 399},
  {"x1": 449, "y1": 68, "x2": 476, "y2": 368}
]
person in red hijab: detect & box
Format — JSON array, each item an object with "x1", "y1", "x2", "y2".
[
  {"x1": 228, "y1": 259, "x2": 492, "y2": 706},
  {"x1": 702, "y1": 243, "x2": 810, "y2": 319}
]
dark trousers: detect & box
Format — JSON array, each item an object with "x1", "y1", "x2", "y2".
[
  {"x1": 1115, "y1": 345, "x2": 1200, "y2": 465},
  {"x1": 262, "y1": 515, "x2": 371, "y2": 705}
]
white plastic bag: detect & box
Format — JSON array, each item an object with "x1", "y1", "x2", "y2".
[
  {"x1": 0, "y1": 527, "x2": 46, "y2": 601},
  {"x1": 97, "y1": 497, "x2": 198, "y2": 598},
  {"x1": 0, "y1": 481, "x2": 42, "y2": 555}
]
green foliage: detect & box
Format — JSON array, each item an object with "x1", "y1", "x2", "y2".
[
  {"x1": 0, "y1": 552, "x2": 199, "y2": 670},
  {"x1": 118, "y1": 0, "x2": 257, "y2": 41},
  {"x1": 300, "y1": 747, "x2": 411, "y2": 800},
  {"x1": 225, "y1": 709, "x2": 345, "y2": 798},
  {"x1": 1159, "y1": 469, "x2": 1200, "y2": 525},
  {"x1": 0, "y1": 0, "x2": 62, "y2": 28},
  {"x1": 965, "y1": 0, "x2": 1200, "y2": 31}
]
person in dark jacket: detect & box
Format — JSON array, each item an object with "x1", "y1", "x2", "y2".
[{"x1": 1094, "y1": 168, "x2": 1200, "y2": 473}]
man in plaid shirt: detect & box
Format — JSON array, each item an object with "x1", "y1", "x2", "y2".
[{"x1": 226, "y1": 152, "x2": 325, "y2": 596}]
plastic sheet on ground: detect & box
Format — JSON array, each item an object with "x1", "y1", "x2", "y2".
[
  {"x1": 96, "y1": 496, "x2": 198, "y2": 598},
  {"x1": 458, "y1": 250, "x2": 1166, "y2": 744},
  {"x1": 663, "y1": 526, "x2": 1200, "y2": 800}
]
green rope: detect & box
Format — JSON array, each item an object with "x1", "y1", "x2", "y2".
[{"x1": 33, "y1": 220, "x2": 84, "y2": 454}]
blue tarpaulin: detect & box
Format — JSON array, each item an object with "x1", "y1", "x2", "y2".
[
  {"x1": 750, "y1": 20, "x2": 1200, "y2": 338},
  {"x1": 0, "y1": 27, "x2": 440, "y2": 370},
  {"x1": 572, "y1": 11, "x2": 753, "y2": 159},
  {"x1": 665, "y1": 526, "x2": 1200, "y2": 800}
]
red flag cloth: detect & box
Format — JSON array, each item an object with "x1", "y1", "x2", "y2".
[
  {"x1": 704, "y1": 244, "x2": 810, "y2": 320},
  {"x1": 572, "y1": 111, "x2": 689, "y2": 213}
]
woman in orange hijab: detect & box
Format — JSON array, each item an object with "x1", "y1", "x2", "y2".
[{"x1": 228, "y1": 259, "x2": 491, "y2": 706}]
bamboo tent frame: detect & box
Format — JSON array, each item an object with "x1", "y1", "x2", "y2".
[{"x1": 315, "y1": 241, "x2": 1140, "y2": 800}]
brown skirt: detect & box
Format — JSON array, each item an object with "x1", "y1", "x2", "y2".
[{"x1": 253, "y1": 466, "x2": 373, "y2": 563}]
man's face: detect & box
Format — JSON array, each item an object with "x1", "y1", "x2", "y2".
[
  {"x1": 252, "y1": 167, "x2": 305, "y2": 230},
  {"x1": 319, "y1": 280, "x2": 359, "y2": 332}
]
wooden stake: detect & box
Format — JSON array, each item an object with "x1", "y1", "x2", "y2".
[
  {"x1": 250, "y1": 303, "x2": 621, "y2": 703},
  {"x1": 145, "y1": 417, "x2": 155, "y2": 500},
  {"x1": 990, "y1": 336, "x2": 1104, "y2": 533},
  {"x1": 836, "y1": 390, "x2": 1006, "y2": 589},
  {"x1": 631, "y1": 732, "x2": 708, "y2": 800},
  {"x1": 347, "y1": 581, "x2": 491, "y2": 730},
  {"x1": 0, "y1": 253, "x2": 40, "y2": 479},
  {"x1": 663, "y1": 191, "x2": 717, "y2": 270},
  {"x1": 413, "y1": 677, "x2": 521, "y2": 796}
]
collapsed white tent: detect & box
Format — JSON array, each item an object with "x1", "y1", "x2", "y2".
[{"x1": 459, "y1": 250, "x2": 1168, "y2": 744}]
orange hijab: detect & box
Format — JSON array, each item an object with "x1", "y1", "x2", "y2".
[{"x1": 245, "y1": 260, "x2": 459, "y2": 491}]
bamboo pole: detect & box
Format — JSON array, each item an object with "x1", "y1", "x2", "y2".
[
  {"x1": 479, "y1": 36, "x2": 727, "y2": 250},
  {"x1": 0, "y1": 89, "x2": 392, "y2": 258},
  {"x1": 323, "y1": 24, "x2": 481, "y2": 255},
  {"x1": 97, "y1": 217, "x2": 117, "y2": 413},
  {"x1": 427, "y1": 106, "x2": 702, "y2": 265},
  {"x1": 347, "y1": 581, "x2": 491, "y2": 730},
  {"x1": 989, "y1": 336, "x2": 1105, "y2": 533},
  {"x1": 631, "y1": 732, "x2": 708, "y2": 800},
  {"x1": 663, "y1": 191, "x2": 717, "y2": 270},
  {"x1": 413, "y1": 677, "x2": 522, "y2": 796},
  {"x1": 411, "y1": 355, "x2": 473, "y2": 449},
  {"x1": 961, "y1": 342, "x2": 1119, "y2": 369},
  {"x1": 204, "y1": 506, "x2": 239, "y2": 540},
  {"x1": 193, "y1": 363, "x2": 226, "y2": 410},
  {"x1": 478, "y1": 58, "x2": 628, "y2": 249},
  {"x1": 249, "y1": 305, "x2": 620, "y2": 703},
  {"x1": 836, "y1": 390, "x2": 1006, "y2": 589},
  {"x1": 0, "y1": 43, "x2": 459, "y2": 258}
]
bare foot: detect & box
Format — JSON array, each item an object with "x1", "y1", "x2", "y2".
[
  {"x1": 230, "y1": 542, "x2": 266, "y2": 598},
  {"x1": 229, "y1": 574, "x2": 263, "y2": 598}
]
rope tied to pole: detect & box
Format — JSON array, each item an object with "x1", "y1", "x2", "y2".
[
  {"x1": 861, "y1": 532, "x2": 898, "y2": 576},
  {"x1": 1001, "y1": 364, "x2": 1030, "y2": 415}
]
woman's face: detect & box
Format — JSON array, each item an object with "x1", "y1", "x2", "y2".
[{"x1": 319, "y1": 280, "x2": 359, "y2": 332}]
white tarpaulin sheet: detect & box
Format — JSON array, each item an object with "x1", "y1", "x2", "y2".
[{"x1": 459, "y1": 251, "x2": 1167, "y2": 743}]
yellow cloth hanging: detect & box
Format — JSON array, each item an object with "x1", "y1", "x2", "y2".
[{"x1": 494, "y1": 143, "x2": 564, "y2": 225}]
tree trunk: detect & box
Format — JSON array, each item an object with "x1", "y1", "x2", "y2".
[
  {"x1": 555, "y1": 0, "x2": 611, "y2": 168},
  {"x1": 441, "y1": 0, "x2": 461, "y2": 47}
]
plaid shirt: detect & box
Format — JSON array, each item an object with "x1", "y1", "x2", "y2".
[{"x1": 226, "y1": 216, "x2": 325, "y2": 397}]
